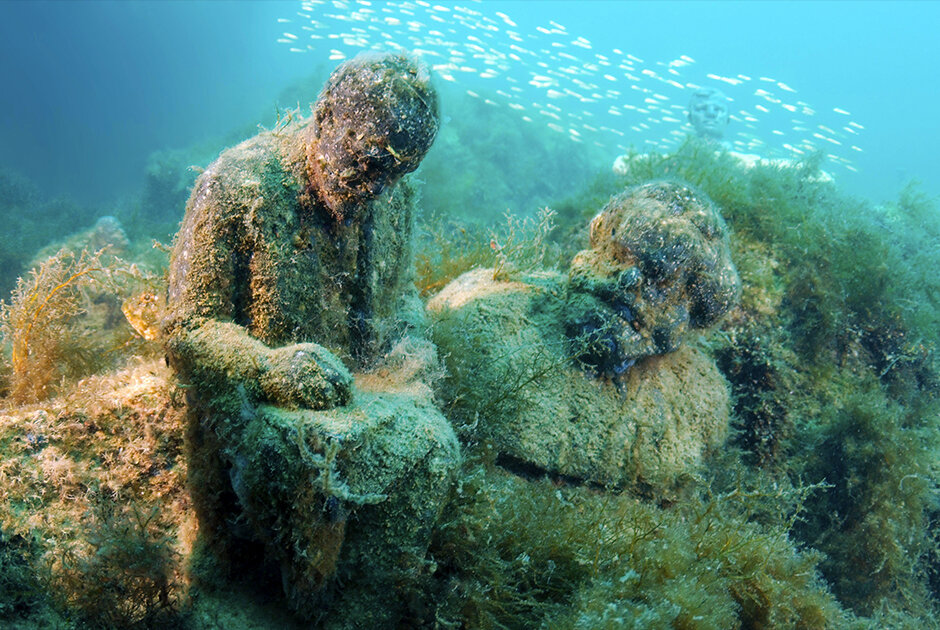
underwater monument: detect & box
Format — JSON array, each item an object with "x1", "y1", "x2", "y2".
[
  {"x1": 163, "y1": 51, "x2": 459, "y2": 626},
  {"x1": 0, "y1": 23, "x2": 938, "y2": 630}
]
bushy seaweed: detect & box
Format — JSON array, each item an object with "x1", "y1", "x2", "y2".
[
  {"x1": 427, "y1": 455, "x2": 844, "y2": 629},
  {"x1": 792, "y1": 377, "x2": 939, "y2": 617},
  {"x1": 0, "y1": 528, "x2": 44, "y2": 621},
  {"x1": 0, "y1": 248, "x2": 113, "y2": 402},
  {"x1": 489, "y1": 207, "x2": 561, "y2": 280},
  {"x1": 506, "y1": 140, "x2": 940, "y2": 624},
  {"x1": 0, "y1": 358, "x2": 190, "y2": 629},
  {"x1": 415, "y1": 216, "x2": 494, "y2": 297},
  {"x1": 714, "y1": 325, "x2": 794, "y2": 467},
  {"x1": 415, "y1": 207, "x2": 562, "y2": 298},
  {"x1": 45, "y1": 485, "x2": 183, "y2": 629},
  {"x1": 0, "y1": 246, "x2": 162, "y2": 404}
]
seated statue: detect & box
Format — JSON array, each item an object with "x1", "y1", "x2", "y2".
[
  {"x1": 163, "y1": 52, "x2": 459, "y2": 627},
  {"x1": 429, "y1": 180, "x2": 739, "y2": 493}
]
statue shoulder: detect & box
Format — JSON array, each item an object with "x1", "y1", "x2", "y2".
[{"x1": 186, "y1": 131, "x2": 301, "y2": 221}]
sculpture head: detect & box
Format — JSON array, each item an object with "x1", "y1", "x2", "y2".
[
  {"x1": 567, "y1": 180, "x2": 740, "y2": 377},
  {"x1": 308, "y1": 52, "x2": 440, "y2": 221},
  {"x1": 687, "y1": 88, "x2": 730, "y2": 141}
]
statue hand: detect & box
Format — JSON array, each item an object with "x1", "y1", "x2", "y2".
[{"x1": 261, "y1": 343, "x2": 353, "y2": 409}]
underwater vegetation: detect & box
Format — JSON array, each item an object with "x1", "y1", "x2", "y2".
[
  {"x1": 416, "y1": 143, "x2": 938, "y2": 629},
  {"x1": 0, "y1": 221, "x2": 163, "y2": 404},
  {"x1": 0, "y1": 80, "x2": 937, "y2": 629},
  {"x1": 426, "y1": 456, "x2": 842, "y2": 629},
  {"x1": 46, "y1": 482, "x2": 182, "y2": 628},
  {"x1": 0, "y1": 359, "x2": 188, "y2": 629},
  {"x1": 415, "y1": 206, "x2": 563, "y2": 298},
  {"x1": 554, "y1": 140, "x2": 940, "y2": 626}
]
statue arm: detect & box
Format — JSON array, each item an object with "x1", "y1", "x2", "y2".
[{"x1": 168, "y1": 318, "x2": 351, "y2": 410}]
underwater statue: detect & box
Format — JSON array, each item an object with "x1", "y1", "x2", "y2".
[
  {"x1": 614, "y1": 88, "x2": 732, "y2": 176},
  {"x1": 429, "y1": 180, "x2": 740, "y2": 491},
  {"x1": 163, "y1": 52, "x2": 459, "y2": 626},
  {"x1": 686, "y1": 87, "x2": 732, "y2": 145},
  {"x1": 613, "y1": 87, "x2": 835, "y2": 182},
  {"x1": 567, "y1": 180, "x2": 740, "y2": 374}
]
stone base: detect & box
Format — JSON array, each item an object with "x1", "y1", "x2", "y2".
[{"x1": 188, "y1": 384, "x2": 459, "y2": 626}]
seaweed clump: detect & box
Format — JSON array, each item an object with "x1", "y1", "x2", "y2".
[
  {"x1": 0, "y1": 528, "x2": 44, "y2": 622},
  {"x1": 426, "y1": 457, "x2": 843, "y2": 629},
  {"x1": 415, "y1": 207, "x2": 562, "y2": 298},
  {"x1": 1, "y1": 248, "x2": 109, "y2": 402},
  {"x1": 46, "y1": 485, "x2": 182, "y2": 628},
  {"x1": 0, "y1": 356, "x2": 191, "y2": 629},
  {"x1": 0, "y1": 244, "x2": 160, "y2": 404},
  {"x1": 792, "y1": 380, "x2": 939, "y2": 618}
]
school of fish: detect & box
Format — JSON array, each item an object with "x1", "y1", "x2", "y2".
[{"x1": 277, "y1": 0, "x2": 863, "y2": 173}]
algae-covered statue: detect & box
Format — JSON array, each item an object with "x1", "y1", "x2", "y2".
[
  {"x1": 429, "y1": 180, "x2": 740, "y2": 492},
  {"x1": 687, "y1": 87, "x2": 731, "y2": 146},
  {"x1": 163, "y1": 52, "x2": 459, "y2": 627},
  {"x1": 614, "y1": 89, "x2": 732, "y2": 175}
]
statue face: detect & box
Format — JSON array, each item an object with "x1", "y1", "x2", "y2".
[
  {"x1": 688, "y1": 91, "x2": 730, "y2": 140},
  {"x1": 309, "y1": 52, "x2": 440, "y2": 222}
]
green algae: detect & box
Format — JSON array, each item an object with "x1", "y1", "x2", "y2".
[
  {"x1": 426, "y1": 456, "x2": 843, "y2": 629},
  {"x1": 538, "y1": 140, "x2": 940, "y2": 626}
]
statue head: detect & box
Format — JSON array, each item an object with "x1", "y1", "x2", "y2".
[
  {"x1": 566, "y1": 180, "x2": 740, "y2": 377},
  {"x1": 308, "y1": 52, "x2": 440, "y2": 221},
  {"x1": 687, "y1": 88, "x2": 730, "y2": 141}
]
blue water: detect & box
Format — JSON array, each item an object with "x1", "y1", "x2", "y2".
[{"x1": 0, "y1": 0, "x2": 937, "y2": 206}]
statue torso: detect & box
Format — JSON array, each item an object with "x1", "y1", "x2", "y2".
[{"x1": 167, "y1": 126, "x2": 418, "y2": 368}]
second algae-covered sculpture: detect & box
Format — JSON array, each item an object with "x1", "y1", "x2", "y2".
[{"x1": 430, "y1": 181, "x2": 740, "y2": 491}]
